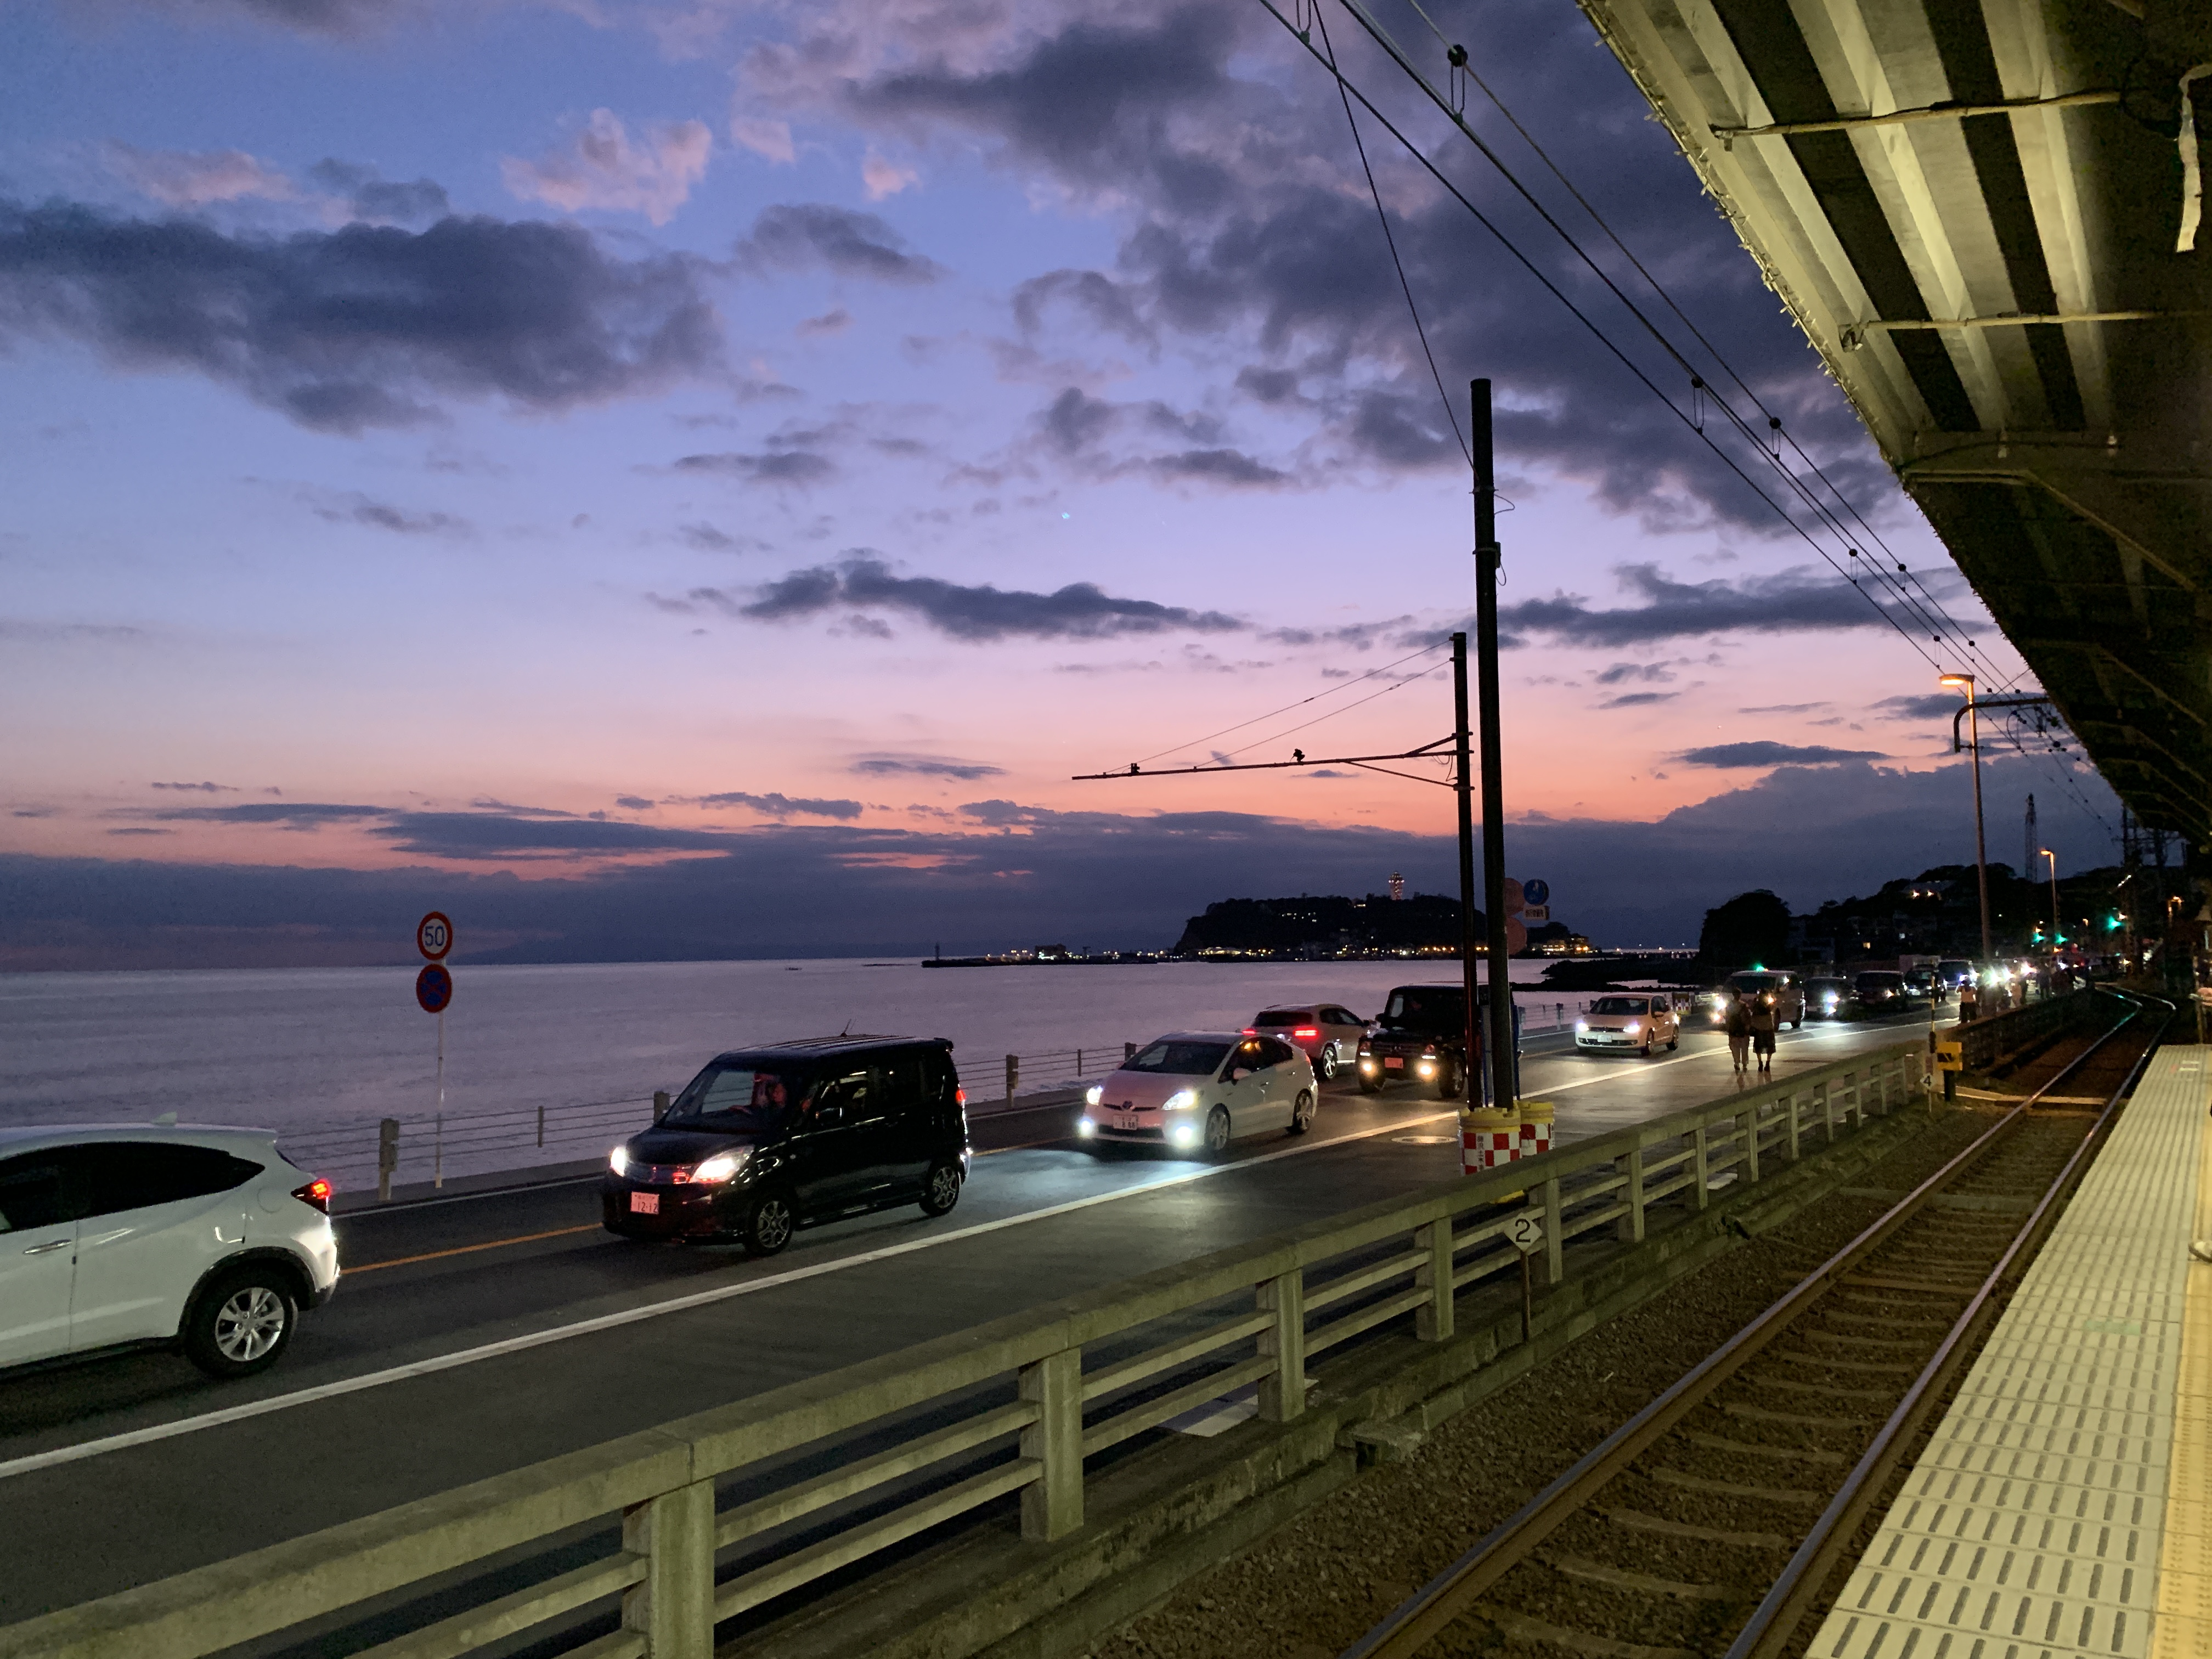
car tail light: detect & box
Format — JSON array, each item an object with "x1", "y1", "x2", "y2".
[
  {"x1": 291, "y1": 1178, "x2": 332, "y2": 1214},
  {"x1": 1293, "y1": 1027, "x2": 1318, "y2": 1038},
  {"x1": 955, "y1": 1087, "x2": 967, "y2": 1107},
  {"x1": 1241, "y1": 1027, "x2": 1257, "y2": 1035}
]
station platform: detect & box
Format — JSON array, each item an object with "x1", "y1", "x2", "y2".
[{"x1": 1812, "y1": 1046, "x2": 2212, "y2": 1658}]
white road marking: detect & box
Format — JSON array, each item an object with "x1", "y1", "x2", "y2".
[{"x1": 0, "y1": 1108, "x2": 1455, "y2": 1482}]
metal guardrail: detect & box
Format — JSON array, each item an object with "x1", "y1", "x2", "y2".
[
  {"x1": 1952, "y1": 985, "x2": 2102, "y2": 1070},
  {"x1": 291, "y1": 1014, "x2": 1610, "y2": 1193},
  {"x1": 0, "y1": 1041, "x2": 1923, "y2": 1659}
]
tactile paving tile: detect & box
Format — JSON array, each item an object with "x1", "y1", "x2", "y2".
[{"x1": 1810, "y1": 1046, "x2": 2211, "y2": 1659}]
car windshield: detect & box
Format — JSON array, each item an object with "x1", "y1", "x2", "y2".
[
  {"x1": 1251, "y1": 1010, "x2": 1310, "y2": 1026},
  {"x1": 1730, "y1": 973, "x2": 1785, "y2": 994},
  {"x1": 1857, "y1": 974, "x2": 1901, "y2": 990},
  {"x1": 1382, "y1": 988, "x2": 1460, "y2": 1028},
  {"x1": 1124, "y1": 1040, "x2": 1232, "y2": 1076},
  {"x1": 1589, "y1": 996, "x2": 1650, "y2": 1015},
  {"x1": 662, "y1": 1062, "x2": 812, "y2": 1132}
]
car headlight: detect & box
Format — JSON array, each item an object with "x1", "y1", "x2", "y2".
[
  {"x1": 1085, "y1": 1085, "x2": 1103, "y2": 1106},
  {"x1": 1170, "y1": 1122, "x2": 1201, "y2": 1148},
  {"x1": 1359, "y1": 1056, "x2": 1376, "y2": 1070},
  {"x1": 691, "y1": 1151, "x2": 749, "y2": 1183},
  {"x1": 1575, "y1": 1019, "x2": 1588, "y2": 1032},
  {"x1": 608, "y1": 1146, "x2": 630, "y2": 1176},
  {"x1": 1164, "y1": 1089, "x2": 1197, "y2": 1111},
  {"x1": 1077, "y1": 1117, "x2": 1097, "y2": 1137},
  {"x1": 1624, "y1": 1022, "x2": 1640, "y2": 1034}
]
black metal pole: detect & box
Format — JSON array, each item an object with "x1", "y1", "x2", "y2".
[
  {"x1": 1453, "y1": 632, "x2": 1480, "y2": 1101},
  {"x1": 1473, "y1": 379, "x2": 1514, "y2": 1113}
]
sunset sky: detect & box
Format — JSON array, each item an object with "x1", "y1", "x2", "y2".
[{"x1": 0, "y1": 0, "x2": 2122, "y2": 964}]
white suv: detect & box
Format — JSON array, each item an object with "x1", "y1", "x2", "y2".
[{"x1": 0, "y1": 1125, "x2": 339, "y2": 1379}]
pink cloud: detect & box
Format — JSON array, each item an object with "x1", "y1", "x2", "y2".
[
  {"x1": 861, "y1": 149, "x2": 917, "y2": 201},
  {"x1": 729, "y1": 116, "x2": 795, "y2": 164},
  {"x1": 103, "y1": 143, "x2": 294, "y2": 207},
  {"x1": 500, "y1": 109, "x2": 713, "y2": 226}
]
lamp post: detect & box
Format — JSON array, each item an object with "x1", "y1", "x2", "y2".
[
  {"x1": 2040, "y1": 848, "x2": 2061, "y2": 967},
  {"x1": 1941, "y1": 673, "x2": 1994, "y2": 963}
]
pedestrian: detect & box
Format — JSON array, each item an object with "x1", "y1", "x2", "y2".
[
  {"x1": 1724, "y1": 994, "x2": 1752, "y2": 1074},
  {"x1": 1747, "y1": 992, "x2": 1780, "y2": 1074},
  {"x1": 1957, "y1": 977, "x2": 1980, "y2": 1024}
]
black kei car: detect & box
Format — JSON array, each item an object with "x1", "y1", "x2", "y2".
[
  {"x1": 602, "y1": 1036, "x2": 970, "y2": 1256},
  {"x1": 1356, "y1": 983, "x2": 1519, "y2": 1100}
]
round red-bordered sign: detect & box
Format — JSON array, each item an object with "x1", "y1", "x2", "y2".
[
  {"x1": 415, "y1": 963, "x2": 454, "y2": 1014},
  {"x1": 416, "y1": 911, "x2": 454, "y2": 962}
]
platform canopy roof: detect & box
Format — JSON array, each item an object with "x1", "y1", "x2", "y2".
[{"x1": 1577, "y1": 0, "x2": 2212, "y2": 842}]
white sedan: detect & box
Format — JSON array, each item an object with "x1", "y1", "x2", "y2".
[{"x1": 1080, "y1": 1032, "x2": 1317, "y2": 1158}]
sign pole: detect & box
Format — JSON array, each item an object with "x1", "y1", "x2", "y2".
[
  {"x1": 415, "y1": 911, "x2": 455, "y2": 1192},
  {"x1": 435, "y1": 1005, "x2": 445, "y2": 1189}
]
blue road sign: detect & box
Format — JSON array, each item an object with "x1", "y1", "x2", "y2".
[
  {"x1": 1522, "y1": 878, "x2": 1550, "y2": 907},
  {"x1": 415, "y1": 963, "x2": 454, "y2": 1015}
]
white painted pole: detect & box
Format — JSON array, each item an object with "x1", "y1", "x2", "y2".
[{"x1": 434, "y1": 1004, "x2": 446, "y2": 1189}]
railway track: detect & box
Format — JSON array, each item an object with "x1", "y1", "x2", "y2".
[{"x1": 1342, "y1": 991, "x2": 2172, "y2": 1659}]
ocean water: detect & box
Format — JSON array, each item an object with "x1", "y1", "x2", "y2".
[{"x1": 0, "y1": 958, "x2": 1589, "y2": 1182}]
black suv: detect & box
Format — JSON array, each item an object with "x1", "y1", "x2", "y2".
[
  {"x1": 602, "y1": 1036, "x2": 969, "y2": 1256},
  {"x1": 1357, "y1": 983, "x2": 1519, "y2": 1100}
]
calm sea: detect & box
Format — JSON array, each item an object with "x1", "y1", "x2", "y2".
[{"x1": 0, "y1": 959, "x2": 1589, "y2": 1175}]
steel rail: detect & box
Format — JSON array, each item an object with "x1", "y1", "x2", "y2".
[
  {"x1": 1338, "y1": 993, "x2": 2148, "y2": 1659},
  {"x1": 1724, "y1": 991, "x2": 2171, "y2": 1657}
]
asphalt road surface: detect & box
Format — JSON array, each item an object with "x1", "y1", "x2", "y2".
[{"x1": 0, "y1": 1013, "x2": 1939, "y2": 1623}]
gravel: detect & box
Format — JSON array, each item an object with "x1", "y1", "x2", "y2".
[{"x1": 1086, "y1": 1105, "x2": 2010, "y2": 1659}]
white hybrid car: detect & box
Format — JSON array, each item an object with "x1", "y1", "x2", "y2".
[
  {"x1": 1080, "y1": 1032, "x2": 1317, "y2": 1156},
  {"x1": 0, "y1": 1124, "x2": 339, "y2": 1380}
]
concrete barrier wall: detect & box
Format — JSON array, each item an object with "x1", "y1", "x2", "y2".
[{"x1": 0, "y1": 1042, "x2": 1923, "y2": 1659}]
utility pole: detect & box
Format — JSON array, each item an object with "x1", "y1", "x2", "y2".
[
  {"x1": 1472, "y1": 380, "x2": 1514, "y2": 1113},
  {"x1": 1453, "y1": 633, "x2": 1480, "y2": 1100},
  {"x1": 1941, "y1": 673, "x2": 1993, "y2": 962}
]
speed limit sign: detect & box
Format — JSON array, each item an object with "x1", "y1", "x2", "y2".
[{"x1": 416, "y1": 911, "x2": 453, "y2": 962}]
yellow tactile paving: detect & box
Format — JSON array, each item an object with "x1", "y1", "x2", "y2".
[
  {"x1": 2148, "y1": 1097, "x2": 2212, "y2": 1659},
  {"x1": 1810, "y1": 1045, "x2": 2210, "y2": 1659}
]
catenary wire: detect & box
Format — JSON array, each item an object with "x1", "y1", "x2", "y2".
[
  {"x1": 1403, "y1": 0, "x2": 2021, "y2": 686},
  {"x1": 1252, "y1": 0, "x2": 1954, "y2": 676},
  {"x1": 1318, "y1": 5, "x2": 1471, "y2": 466},
  {"x1": 1357, "y1": 0, "x2": 2019, "y2": 689},
  {"x1": 1221, "y1": 657, "x2": 1455, "y2": 759},
  {"x1": 1132, "y1": 639, "x2": 1450, "y2": 766}
]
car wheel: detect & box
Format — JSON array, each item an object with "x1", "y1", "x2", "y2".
[
  {"x1": 1357, "y1": 1069, "x2": 1381, "y2": 1094},
  {"x1": 1436, "y1": 1061, "x2": 1462, "y2": 1101},
  {"x1": 1639, "y1": 1041, "x2": 1652, "y2": 1058},
  {"x1": 1668, "y1": 1036, "x2": 1679, "y2": 1051},
  {"x1": 1289, "y1": 1089, "x2": 1316, "y2": 1135},
  {"x1": 743, "y1": 1189, "x2": 797, "y2": 1257},
  {"x1": 184, "y1": 1268, "x2": 297, "y2": 1379},
  {"x1": 918, "y1": 1161, "x2": 962, "y2": 1217},
  {"x1": 1317, "y1": 1044, "x2": 1339, "y2": 1081},
  {"x1": 1204, "y1": 1106, "x2": 1233, "y2": 1159}
]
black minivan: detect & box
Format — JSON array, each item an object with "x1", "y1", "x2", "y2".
[{"x1": 602, "y1": 1035, "x2": 969, "y2": 1256}]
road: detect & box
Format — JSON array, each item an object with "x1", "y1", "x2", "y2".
[{"x1": 0, "y1": 1013, "x2": 1938, "y2": 1624}]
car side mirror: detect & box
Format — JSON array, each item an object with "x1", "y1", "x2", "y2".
[{"x1": 653, "y1": 1090, "x2": 669, "y2": 1122}]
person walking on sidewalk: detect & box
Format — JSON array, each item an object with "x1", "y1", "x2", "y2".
[
  {"x1": 1747, "y1": 993, "x2": 1780, "y2": 1074},
  {"x1": 1724, "y1": 995, "x2": 1752, "y2": 1074}
]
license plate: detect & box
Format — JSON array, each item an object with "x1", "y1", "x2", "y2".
[
  {"x1": 1384, "y1": 1057, "x2": 1404, "y2": 1069},
  {"x1": 1116, "y1": 1114, "x2": 1141, "y2": 1130},
  {"x1": 629, "y1": 1192, "x2": 659, "y2": 1215}
]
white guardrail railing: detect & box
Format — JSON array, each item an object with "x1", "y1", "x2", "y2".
[{"x1": 0, "y1": 1042, "x2": 1923, "y2": 1659}]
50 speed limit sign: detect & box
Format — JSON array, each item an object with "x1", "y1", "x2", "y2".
[{"x1": 416, "y1": 911, "x2": 453, "y2": 962}]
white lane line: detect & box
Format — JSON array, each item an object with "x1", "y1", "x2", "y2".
[{"x1": 0, "y1": 1108, "x2": 1455, "y2": 1483}]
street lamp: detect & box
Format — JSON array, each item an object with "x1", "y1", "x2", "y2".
[
  {"x1": 1941, "y1": 673, "x2": 1994, "y2": 962},
  {"x1": 2041, "y1": 848, "x2": 2061, "y2": 986}
]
